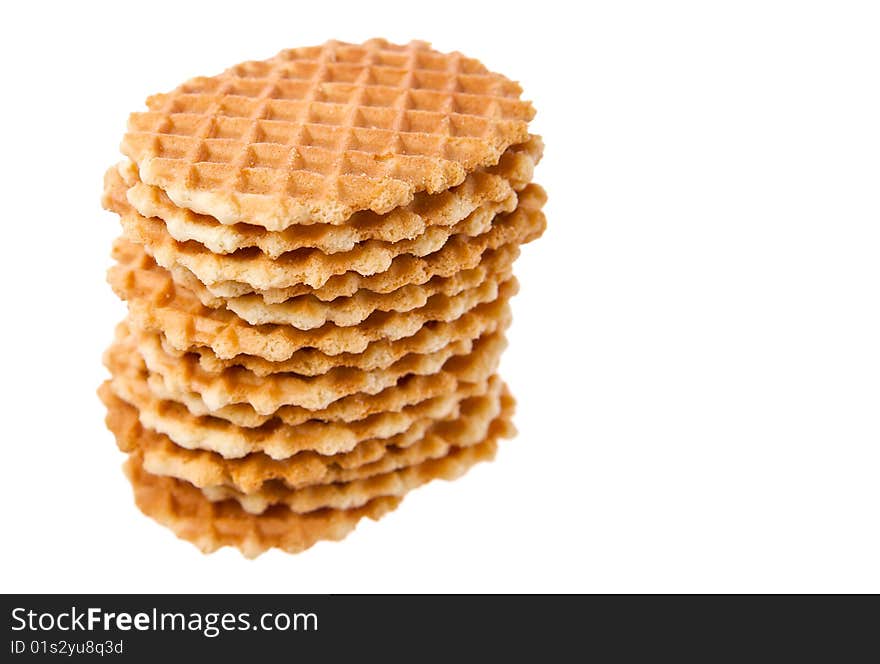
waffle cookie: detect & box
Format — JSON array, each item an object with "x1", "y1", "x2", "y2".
[
  {"x1": 101, "y1": 39, "x2": 544, "y2": 556},
  {"x1": 166, "y1": 297, "x2": 513, "y2": 377},
  {"x1": 101, "y1": 380, "x2": 515, "y2": 493},
  {"x1": 126, "y1": 457, "x2": 402, "y2": 557},
  {"x1": 113, "y1": 135, "x2": 542, "y2": 256},
  {"x1": 110, "y1": 183, "x2": 545, "y2": 303},
  {"x1": 169, "y1": 243, "x2": 518, "y2": 328},
  {"x1": 134, "y1": 317, "x2": 507, "y2": 412},
  {"x1": 106, "y1": 165, "x2": 519, "y2": 290},
  {"x1": 110, "y1": 237, "x2": 522, "y2": 360},
  {"x1": 122, "y1": 39, "x2": 535, "y2": 229},
  {"x1": 104, "y1": 329, "x2": 506, "y2": 458}
]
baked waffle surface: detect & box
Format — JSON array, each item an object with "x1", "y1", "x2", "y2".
[
  {"x1": 104, "y1": 327, "x2": 506, "y2": 458},
  {"x1": 159, "y1": 294, "x2": 512, "y2": 377},
  {"x1": 201, "y1": 431, "x2": 500, "y2": 513},
  {"x1": 167, "y1": 242, "x2": 518, "y2": 328},
  {"x1": 114, "y1": 136, "x2": 541, "y2": 256},
  {"x1": 125, "y1": 456, "x2": 402, "y2": 557},
  {"x1": 109, "y1": 182, "x2": 545, "y2": 306},
  {"x1": 130, "y1": 321, "x2": 506, "y2": 414},
  {"x1": 102, "y1": 379, "x2": 515, "y2": 494},
  {"x1": 122, "y1": 39, "x2": 536, "y2": 230},
  {"x1": 146, "y1": 353, "x2": 503, "y2": 429},
  {"x1": 109, "y1": 239, "x2": 522, "y2": 361},
  {"x1": 105, "y1": 165, "x2": 522, "y2": 292}
]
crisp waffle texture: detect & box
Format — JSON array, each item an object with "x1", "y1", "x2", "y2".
[
  {"x1": 104, "y1": 325, "x2": 506, "y2": 458},
  {"x1": 170, "y1": 244, "x2": 518, "y2": 328},
  {"x1": 101, "y1": 39, "x2": 544, "y2": 556},
  {"x1": 105, "y1": 165, "x2": 519, "y2": 290},
  {"x1": 122, "y1": 39, "x2": 535, "y2": 230},
  {"x1": 134, "y1": 314, "x2": 507, "y2": 413},
  {"x1": 204, "y1": 437, "x2": 500, "y2": 514},
  {"x1": 161, "y1": 296, "x2": 512, "y2": 377},
  {"x1": 115, "y1": 135, "x2": 542, "y2": 255},
  {"x1": 126, "y1": 457, "x2": 403, "y2": 557},
  {"x1": 109, "y1": 183, "x2": 545, "y2": 304},
  {"x1": 110, "y1": 237, "x2": 522, "y2": 360},
  {"x1": 102, "y1": 380, "x2": 515, "y2": 494}
]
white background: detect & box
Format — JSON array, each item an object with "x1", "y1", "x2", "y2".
[{"x1": 1, "y1": 0, "x2": 878, "y2": 593}]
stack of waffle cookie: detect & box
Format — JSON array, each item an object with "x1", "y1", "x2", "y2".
[{"x1": 100, "y1": 39, "x2": 546, "y2": 557}]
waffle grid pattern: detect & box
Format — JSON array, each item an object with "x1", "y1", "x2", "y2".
[{"x1": 123, "y1": 39, "x2": 534, "y2": 226}]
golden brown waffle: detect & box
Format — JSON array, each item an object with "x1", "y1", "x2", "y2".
[
  {"x1": 178, "y1": 184, "x2": 545, "y2": 302},
  {"x1": 166, "y1": 297, "x2": 512, "y2": 377},
  {"x1": 106, "y1": 338, "x2": 505, "y2": 458},
  {"x1": 165, "y1": 240, "x2": 517, "y2": 328},
  {"x1": 126, "y1": 354, "x2": 497, "y2": 431},
  {"x1": 203, "y1": 437, "x2": 499, "y2": 514},
  {"x1": 138, "y1": 326, "x2": 507, "y2": 417},
  {"x1": 148, "y1": 369, "x2": 494, "y2": 429},
  {"x1": 104, "y1": 325, "x2": 503, "y2": 426},
  {"x1": 112, "y1": 373, "x2": 501, "y2": 459},
  {"x1": 106, "y1": 166, "x2": 516, "y2": 291},
  {"x1": 122, "y1": 39, "x2": 535, "y2": 230},
  {"x1": 107, "y1": 185, "x2": 546, "y2": 303},
  {"x1": 101, "y1": 380, "x2": 514, "y2": 493},
  {"x1": 115, "y1": 136, "x2": 541, "y2": 256},
  {"x1": 136, "y1": 325, "x2": 505, "y2": 413},
  {"x1": 125, "y1": 457, "x2": 401, "y2": 557},
  {"x1": 110, "y1": 238, "x2": 520, "y2": 361}
]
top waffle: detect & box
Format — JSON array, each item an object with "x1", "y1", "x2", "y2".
[{"x1": 122, "y1": 39, "x2": 535, "y2": 230}]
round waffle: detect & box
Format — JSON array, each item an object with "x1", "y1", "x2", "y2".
[{"x1": 122, "y1": 39, "x2": 536, "y2": 230}]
